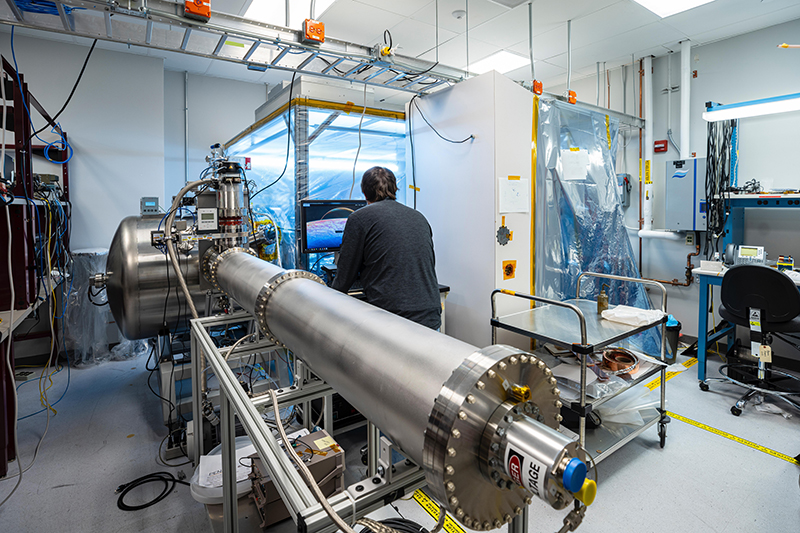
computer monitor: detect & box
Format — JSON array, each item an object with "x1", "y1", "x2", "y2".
[{"x1": 300, "y1": 199, "x2": 367, "y2": 253}]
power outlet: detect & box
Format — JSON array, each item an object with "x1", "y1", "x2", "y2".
[{"x1": 685, "y1": 233, "x2": 694, "y2": 246}]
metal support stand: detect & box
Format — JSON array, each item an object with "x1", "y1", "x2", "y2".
[
  {"x1": 509, "y1": 505, "x2": 529, "y2": 533},
  {"x1": 367, "y1": 422, "x2": 380, "y2": 477},
  {"x1": 220, "y1": 394, "x2": 239, "y2": 533}
]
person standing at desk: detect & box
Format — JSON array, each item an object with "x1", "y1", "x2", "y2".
[{"x1": 332, "y1": 166, "x2": 441, "y2": 330}]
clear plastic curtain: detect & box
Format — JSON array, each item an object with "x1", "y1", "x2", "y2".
[{"x1": 535, "y1": 99, "x2": 661, "y2": 354}]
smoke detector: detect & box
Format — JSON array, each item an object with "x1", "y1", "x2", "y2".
[{"x1": 452, "y1": 9, "x2": 466, "y2": 19}]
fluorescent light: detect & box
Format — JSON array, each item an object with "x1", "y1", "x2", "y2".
[
  {"x1": 469, "y1": 50, "x2": 530, "y2": 75},
  {"x1": 631, "y1": 0, "x2": 715, "y2": 18},
  {"x1": 703, "y1": 93, "x2": 800, "y2": 121}
]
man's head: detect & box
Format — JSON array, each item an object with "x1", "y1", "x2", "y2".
[{"x1": 361, "y1": 166, "x2": 398, "y2": 203}]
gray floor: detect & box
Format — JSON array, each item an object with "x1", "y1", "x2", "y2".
[{"x1": 1, "y1": 351, "x2": 798, "y2": 533}]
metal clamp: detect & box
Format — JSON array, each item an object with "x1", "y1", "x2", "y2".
[
  {"x1": 204, "y1": 246, "x2": 256, "y2": 292},
  {"x1": 254, "y1": 269, "x2": 325, "y2": 346}
]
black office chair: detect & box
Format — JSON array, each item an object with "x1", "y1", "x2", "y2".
[{"x1": 709, "y1": 264, "x2": 800, "y2": 416}]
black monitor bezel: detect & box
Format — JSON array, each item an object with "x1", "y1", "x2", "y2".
[{"x1": 299, "y1": 198, "x2": 367, "y2": 254}]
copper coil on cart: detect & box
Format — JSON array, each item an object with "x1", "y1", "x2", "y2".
[{"x1": 600, "y1": 347, "x2": 640, "y2": 376}]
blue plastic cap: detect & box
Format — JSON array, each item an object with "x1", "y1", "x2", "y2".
[
  {"x1": 666, "y1": 314, "x2": 679, "y2": 327},
  {"x1": 563, "y1": 458, "x2": 587, "y2": 493}
]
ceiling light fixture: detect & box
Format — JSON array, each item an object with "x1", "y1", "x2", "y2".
[
  {"x1": 487, "y1": 0, "x2": 529, "y2": 8},
  {"x1": 703, "y1": 93, "x2": 800, "y2": 121},
  {"x1": 245, "y1": 0, "x2": 337, "y2": 29},
  {"x1": 469, "y1": 50, "x2": 530, "y2": 75},
  {"x1": 631, "y1": 0, "x2": 715, "y2": 18}
]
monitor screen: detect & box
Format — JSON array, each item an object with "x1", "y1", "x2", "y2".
[{"x1": 300, "y1": 199, "x2": 367, "y2": 253}]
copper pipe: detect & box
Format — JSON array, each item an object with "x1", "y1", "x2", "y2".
[
  {"x1": 638, "y1": 58, "x2": 643, "y2": 274},
  {"x1": 643, "y1": 243, "x2": 701, "y2": 287}
]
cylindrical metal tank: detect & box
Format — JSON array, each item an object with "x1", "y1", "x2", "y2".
[
  {"x1": 211, "y1": 252, "x2": 584, "y2": 528},
  {"x1": 106, "y1": 216, "x2": 205, "y2": 339},
  {"x1": 215, "y1": 251, "x2": 476, "y2": 460}
]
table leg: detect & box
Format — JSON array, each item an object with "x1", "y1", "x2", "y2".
[{"x1": 697, "y1": 277, "x2": 709, "y2": 382}]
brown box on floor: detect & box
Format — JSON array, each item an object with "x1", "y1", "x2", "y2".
[{"x1": 249, "y1": 430, "x2": 345, "y2": 529}]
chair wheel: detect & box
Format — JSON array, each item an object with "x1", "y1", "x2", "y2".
[
  {"x1": 699, "y1": 382, "x2": 709, "y2": 392},
  {"x1": 731, "y1": 406, "x2": 742, "y2": 416}
]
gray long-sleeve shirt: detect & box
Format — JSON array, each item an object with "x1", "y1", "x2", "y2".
[{"x1": 331, "y1": 199, "x2": 441, "y2": 329}]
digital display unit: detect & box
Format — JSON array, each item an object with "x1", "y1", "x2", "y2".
[{"x1": 300, "y1": 199, "x2": 367, "y2": 253}]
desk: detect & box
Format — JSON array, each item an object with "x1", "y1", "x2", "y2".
[{"x1": 693, "y1": 266, "x2": 800, "y2": 381}]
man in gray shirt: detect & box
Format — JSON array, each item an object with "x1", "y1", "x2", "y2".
[{"x1": 332, "y1": 167, "x2": 441, "y2": 330}]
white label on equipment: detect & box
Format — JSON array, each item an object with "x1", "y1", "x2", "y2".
[{"x1": 504, "y1": 446, "x2": 548, "y2": 500}]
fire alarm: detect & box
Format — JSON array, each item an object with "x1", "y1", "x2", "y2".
[
  {"x1": 302, "y1": 19, "x2": 325, "y2": 44},
  {"x1": 184, "y1": 0, "x2": 210, "y2": 22},
  {"x1": 654, "y1": 140, "x2": 668, "y2": 153}
]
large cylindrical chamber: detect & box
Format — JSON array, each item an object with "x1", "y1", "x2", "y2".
[
  {"x1": 106, "y1": 216, "x2": 205, "y2": 339},
  {"x1": 213, "y1": 251, "x2": 476, "y2": 460},
  {"x1": 211, "y1": 252, "x2": 588, "y2": 529}
]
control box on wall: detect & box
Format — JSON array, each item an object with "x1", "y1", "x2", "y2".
[{"x1": 665, "y1": 158, "x2": 707, "y2": 231}]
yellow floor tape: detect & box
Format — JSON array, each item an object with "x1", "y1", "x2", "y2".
[
  {"x1": 412, "y1": 489, "x2": 466, "y2": 533},
  {"x1": 667, "y1": 411, "x2": 800, "y2": 466},
  {"x1": 644, "y1": 357, "x2": 697, "y2": 391}
]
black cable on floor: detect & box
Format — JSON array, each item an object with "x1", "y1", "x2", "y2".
[
  {"x1": 116, "y1": 472, "x2": 190, "y2": 511},
  {"x1": 360, "y1": 518, "x2": 430, "y2": 533}
]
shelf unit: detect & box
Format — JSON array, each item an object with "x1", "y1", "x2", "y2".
[{"x1": 490, "y1": 272, "x2": 669, "y2": 465}]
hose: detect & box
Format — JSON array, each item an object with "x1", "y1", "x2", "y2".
[{"x1": 164, "y1": 178, "x2": 209, "y2": 391}]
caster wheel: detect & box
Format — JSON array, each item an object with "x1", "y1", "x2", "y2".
[
  {"x1": 699, "y1": 382, "x2": 709, "y2": 392},
  {"x1": 658, "y1": 424, "x2": 667, "y2": 448},
  {"x1": 731, "y1": 406, "x2": 742, "y2": 416}
]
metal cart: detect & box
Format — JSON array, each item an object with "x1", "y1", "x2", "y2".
[{"x1": 490, "y1": 273, "x2": 669, "y2": 464}]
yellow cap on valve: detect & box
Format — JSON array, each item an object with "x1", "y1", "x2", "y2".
[{"x1": 574, "y1": 478, "x2": 597, "y2": 506}]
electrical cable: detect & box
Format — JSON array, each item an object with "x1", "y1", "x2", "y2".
[
  {"x1": 10, "y1": 27, "x2": 72, "y2": 165},
  {"x1": 0, "y1": 68, "x2": 22, "y2": 505},
  {"x1": 410, "y1": 96, "x2": 474, "y2": 144},
  {"x1": 224, "y1": 332, "x2": 257, "y2": 361},
  {"x1": 31, "y1": 38, "x2": 97, "y2": 139},
  {"x1": 269, "y1": 388, "x2": 398, "y2": 533},
  {"x1": 115, "y1": 471, "x2": 190, "y2": 511},
  {"x1": 349, "y1": 83, "x2": 368, "y2": 199},
  {"x1": 251, "y1": 72, "x2": 297, "y2": 200}
]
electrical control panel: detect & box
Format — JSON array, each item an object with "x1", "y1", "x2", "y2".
[
  {"x1": 197, "y1": 208, "x2": 218, "y2": 231},
  {"x1": 735, "y1": 245, "x2": 766, "y2": 265},
  {"x1": 140, "y1": 197, "x2": 160, "y2": 216},
  {"x1": 665, "y1": 158, "x2": 707, "y2": 231}
]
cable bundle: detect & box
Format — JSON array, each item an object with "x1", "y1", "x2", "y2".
[{"x1": 704, "y1": 118, "x2": 737, "y2": 257}]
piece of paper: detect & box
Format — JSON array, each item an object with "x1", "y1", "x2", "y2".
[
  {"x1": 313, "y1": 435, "x2": 338, "y2": 450},
  {"x1": 561, "y1": 149, "x2": 590, "y2": 181},
  {"x1": 551, "y1": 363, "x2": 598, "y2": 387},
  {"x1": 197, "y1": 443, "x2": 257, "y2": 488},
  {"x1": 498, "y1": 177, "x2": 529, "y2": 213}
]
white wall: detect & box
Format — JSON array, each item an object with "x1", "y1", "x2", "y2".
[
  {"x1": 0, "y1": 32, "x2": 165, "y2": 251},
  {"x1": 551, "y1": 18, "x2": 800, "y2": 347},
  {"x1": 163, "y1": 71, "x2": 266, "y2": 197},
  {"x1": 415, "y1": 72, "x2": 534, "y2": 349}
]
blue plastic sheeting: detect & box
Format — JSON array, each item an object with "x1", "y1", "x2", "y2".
[
  {"x1": 227, "y1": 105, "x2": 406, "y2": 270},
  {"x1": 536, "y1": 99, "x2": 662, "y2": 355}
]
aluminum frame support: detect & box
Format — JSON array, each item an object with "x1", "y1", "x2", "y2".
[{"x1": 0, "y1": 0, "x2": 465, "y2": 95}]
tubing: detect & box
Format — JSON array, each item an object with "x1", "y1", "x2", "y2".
[
  {"x1": 643, "y1": 55, "x2": 653, "y2": 231},
  {"x1": 165, "y1": 178, "x2": 209, "y2": 392},
  {"x1": 680, "y1": 40, "x2": 691, "y2": 160}
]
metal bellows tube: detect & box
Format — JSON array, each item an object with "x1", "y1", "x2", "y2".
[{"x1": 213, "y1": 251, "x2": 477, "y2": 463}]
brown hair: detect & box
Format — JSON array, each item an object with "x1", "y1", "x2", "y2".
[{"x1": 361, "y1": 166, "x2": 398, "y2": 202}]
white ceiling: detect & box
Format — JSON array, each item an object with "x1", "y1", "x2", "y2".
[{"x1": 7, "y1": 0, "x2": 800, "y2": 95}]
